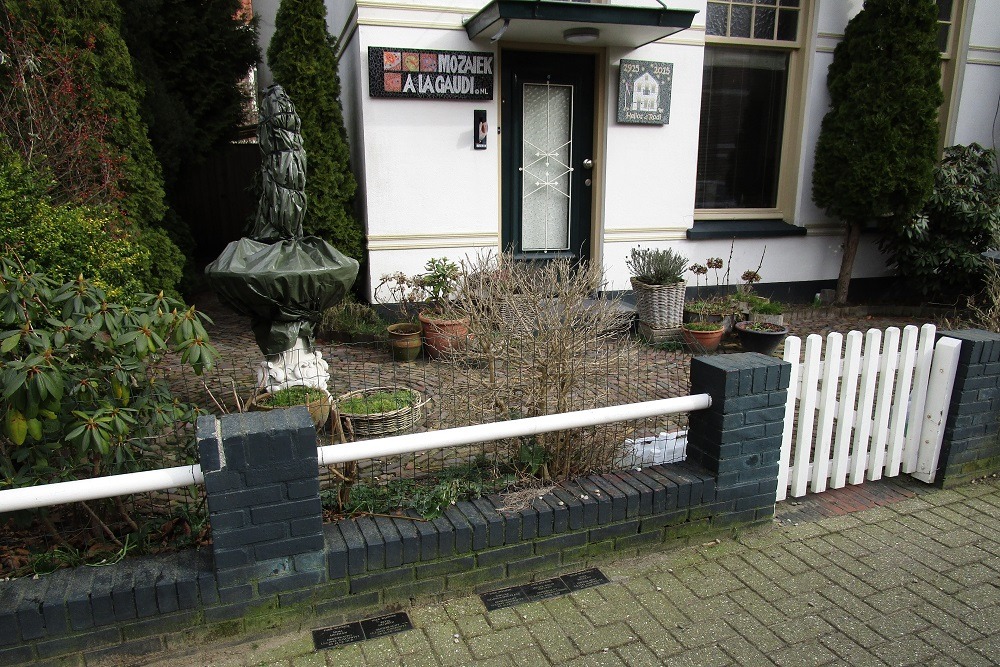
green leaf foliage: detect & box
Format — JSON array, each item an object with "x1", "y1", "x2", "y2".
[
  {"x1": 812, "y1": 0, "x2": 942, "y2": 227},
  {"x1": 267, "y1": 0, "x2": 363, "y2": 261},
  {"x1": 881, "y1": 143, "x2": 1000, "y2": 298},
  {"x1": 2, "y1": 1, "x2": 186, "y2": 295},
  {"x1": 0, "y1": 150, "x2": 184, "y2": 301},
  {"x1": 0, "y1": 256, "x2": 217, "y2": 489}
]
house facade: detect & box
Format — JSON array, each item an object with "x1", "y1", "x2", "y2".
[{"x1": 253, "y1": 0, "x2": 1000, "y2": 300}]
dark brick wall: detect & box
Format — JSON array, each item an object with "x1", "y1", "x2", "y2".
[
  {"x1": 1, "y1": 354, "x2": 792, "y2": 665},
  {"x1": 936, "y1": 329, "x2": 1000, "y2": 487},
  {"x1": 198, "y1": 409, "x2": 328, "y2": 605},
  {"x1": 687, "y1": 353, "x2": 790, "y2": 522}
]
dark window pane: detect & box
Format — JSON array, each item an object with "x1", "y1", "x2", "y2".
[
  {"x1": 707, "y1": 2, "x2": 729, "y2": 36},
  {"x1": 696, "y1": 48, "x2": 788, "y2": 209},
  {"x1": 938, "y1": 23, "x2": 950, "y2": 52},
  {"x1": 731, "y1": 4, "x2": 752, "y2": 38},
  {"x1": 937, "y1": 0, "x2": 953, "y2": 21},
  {"x1": 753, "y1": 7, "x2": 776, "y2": 39},
  {"x1": 780, "y1": 0, "x2": 800, "y2": 6},
  {"x1": 776, "y1": 8, "x2": 798, "y2": 41},
  {"x1": 755, "y1": 0, "x2": 777, "y2": 5}
]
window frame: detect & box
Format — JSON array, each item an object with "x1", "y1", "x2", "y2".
[{"x1": 695, "y1": 1, "x2": 813, "y2": 222}]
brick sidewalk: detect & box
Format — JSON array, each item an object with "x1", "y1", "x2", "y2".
[{"x1": 135, "y1": 476, "x2": 999, "y2": 667}]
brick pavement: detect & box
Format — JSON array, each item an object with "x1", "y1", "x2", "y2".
[{"x1": 134, "y1": 475, "x2": 1000, "y2": 667}]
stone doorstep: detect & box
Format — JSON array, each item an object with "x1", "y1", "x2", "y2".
[{"x1": 0, "y1": 461, "x2": 782, "y2": 665}]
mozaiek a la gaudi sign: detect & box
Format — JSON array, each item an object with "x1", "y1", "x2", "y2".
[
  {"x1": 369, "y1": 47, "x2": 494, "y2": 100},
  {"x1": 617, "y1": 59, "x2": 673, "y2": 125}
]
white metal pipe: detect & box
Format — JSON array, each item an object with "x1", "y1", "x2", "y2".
[
  {"x1": 0, "y1": 464, "x2": 203, "y2": 514},
  {"x1": 0, "y1": 394, "x2": 711, "y2": 513},
  {"x1": 318, "y1": 395, "x2": 712, "y2": 465}
]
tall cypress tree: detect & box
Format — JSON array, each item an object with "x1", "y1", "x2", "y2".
[
  {"x1": 812, "y1": 0, "x2": 941, "y2": 305},
  {"x1": 267, "y1": 0, "x2": 362, "y2": 261}
]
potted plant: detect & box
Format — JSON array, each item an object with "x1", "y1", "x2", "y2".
[
  {"x1": 747, "y1": 296, "x2": 785, "y2": 326},
  {"x1": 250, "y1": 385, "x2": 332, "y2": 429},
  {"x1": 414, "y1": 257, "x2": 469, "y2": 358},
  {"x1": 627, "y1": 246, "x2": 688, "y2": 329},
  {"x1": 734, "y1": 320, "x2": 790, "y2": 355},
  {"x1": 681, "y1": 320, "x2": 725, "y2": 353},
  {"x1": 319, "y1": 297, "x2": 387, "y2": 344},
  {"x1": 375, "y1": 272, "x2": 424, "y2": 361}
]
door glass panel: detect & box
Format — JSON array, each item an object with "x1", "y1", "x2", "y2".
[{"x1": 521, "y1": 82, "x2": 572, "y2": 251}]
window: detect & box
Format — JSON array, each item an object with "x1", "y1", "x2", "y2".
[{"x1": 696, "y1": 1, "x2": 804, "y2": 213}]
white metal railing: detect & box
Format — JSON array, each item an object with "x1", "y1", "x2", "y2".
[{"x1": 0, "y1": 395, "x2": 711, "y2": 514}]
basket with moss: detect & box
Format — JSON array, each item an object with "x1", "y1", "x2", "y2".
[
  {"x1": 251, "y1": 385, "x2": 331, "y2": 428},
  {"x1": 334, "y1": 386, "x2": 426, "y2": 437}
]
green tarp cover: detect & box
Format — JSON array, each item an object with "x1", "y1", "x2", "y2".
[
  {"x1": 205, "y1": 84, "x2": 359, "y2": 355},
  {"x1": 206, "y1": 236, "x2": 357, "y2": 354}
]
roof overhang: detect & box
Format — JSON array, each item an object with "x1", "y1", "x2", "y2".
[{"x1": 464, "y1": 1, "x2": 698, "y2": 49}]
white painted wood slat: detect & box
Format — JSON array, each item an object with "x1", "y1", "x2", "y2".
[
  {"x1": 886, "y1": 325, "x2": 919, "y2": 477},
  {"x1": 790, "y1": 334, "x2": 823, "y2": 498},
  {"x1": 868, "y1": 327, "x2": 900, "y2": 480},
  {"x1": 902, "y1": 324, "x2": 937, "y2": 474},
  {"x1": 777, "y1": 335, "x2": 802, "y2": 502},
  {"x1": 912, "y1": 336, "x2": 962, "y2": 483},
  {"x1": 810, "y1": 332, "x2": 842, "y2": 493},
  {"x1": 830, "y1": 331, "x2": 864, "y2": 489},
  {"x1": 850, "y1": 329, "x2": 882, "y2": 485}
]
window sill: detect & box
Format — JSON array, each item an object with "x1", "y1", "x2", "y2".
[{"x1": 686, "y1": 219, "x2": 807, "y2": 240}]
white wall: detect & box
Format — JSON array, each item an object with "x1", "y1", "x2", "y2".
[
  {"x1": 952, "y1": 0, "x2": 1000, "y2": 149},
  {"x1": 356, "y1": 24, "x2": 500, "y2": 296}
]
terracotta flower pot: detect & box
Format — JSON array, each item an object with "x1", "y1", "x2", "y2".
[
  {"x1": 387, "y1": 323, "x2": 423, "y2": 362},
  {"x1": 681, "y1": 325, "x2": 725, "y2": 353},
  {"x1": 418, "y1": 311, "x2": 469, "y2": 358}
]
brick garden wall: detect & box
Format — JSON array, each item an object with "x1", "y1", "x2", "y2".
[{"x1": 5, "y1": 339, "x2": 995, "y2": 666}]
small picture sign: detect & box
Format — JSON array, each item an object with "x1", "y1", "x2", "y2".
[
  {"x1": 369, "y1": 47, "x2": 494, "y2": 100},
  {"x1": 617, "y1": 59, "x2": 673, "y2": 125}
]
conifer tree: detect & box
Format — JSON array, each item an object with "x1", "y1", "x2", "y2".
[
  {"x1": 812, "y1": 0, "x2": 941, "y2": 304},
  {"x1": 267, "y1": 0, "x2": 362, "y2": 261}
]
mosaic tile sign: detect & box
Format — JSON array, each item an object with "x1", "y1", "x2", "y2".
[
  {"x1": 369, "y1": 47, "x2": 494, "y2": 100},
  {"x1": 617, "y1": 59, "x2": 673, "y2": 125}
]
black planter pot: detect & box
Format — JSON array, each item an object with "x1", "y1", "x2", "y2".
[{"x1": 734, "y1": 321, "x2": 789, "y2": 356}]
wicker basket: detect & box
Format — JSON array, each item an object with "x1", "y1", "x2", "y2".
[
  {"x1": 334, "y1": 386, "x2": 426, "y2": 438},
  {"x1": 630, "y1": 277, "x2": 686, "y2": 329}
]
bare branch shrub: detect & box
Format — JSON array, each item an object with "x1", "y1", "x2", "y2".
[
  {"x1": 445, "y1": 252, "x2": 638, "y2": 481},
  {"x1": 968, "y1": 257, "x2": 1000, "y2": 333}
]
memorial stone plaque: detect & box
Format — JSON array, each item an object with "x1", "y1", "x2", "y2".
[
  {"x1": 481, "y1": 585, "x2": 532, "y2": 612},
  {"x1": 523, "y1": 577, "x2": 571, "y2": 601},
  {"x1": 312, "y1": 622, "x2": 365, "y2": 650},
  {"x1": 360, "y1": 612, "x2": 413, "y2": 639},
  {"x1": 562, "y1": 567, "x2": 611, "y2": 591}
]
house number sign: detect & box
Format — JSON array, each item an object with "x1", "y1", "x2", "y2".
[
  {"x1": 369, "y1": 47, "x2": 494, "y2": 100},
  {"x1": 617, "y1": 59, "x2": 673, "y2": 125}
]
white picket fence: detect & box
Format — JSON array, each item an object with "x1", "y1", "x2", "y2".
[{"x1": 777, "y1": 323, "x2": 963, "y2": 501}]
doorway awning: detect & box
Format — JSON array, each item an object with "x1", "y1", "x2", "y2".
[{"x1": 465, "y1": 1, "x2": 698, "y2": 49}]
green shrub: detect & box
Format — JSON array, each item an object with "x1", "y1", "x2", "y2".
[
  {"x1": 811, "y1": 0, "x2": 941, "y2": 304},
  {"x1": 882, "y1": 143, "x2": 1000, "y2": 299},
  {"x1": 0, "y1": 152, "x2": 180, "y2": 301},
  {"x1": 0, "y1": 257, "x2": 217, "y2": 490},
  {"x1": 258, "y1": 385, "x2": 328, "y2": 407},
  {"x1": 268, "y1": 0, "x2": 363, "y2": 261}
]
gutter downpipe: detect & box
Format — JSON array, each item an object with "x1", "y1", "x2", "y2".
[{"x1": 0, "y1": 395, "x2": 711, "y2": 514}]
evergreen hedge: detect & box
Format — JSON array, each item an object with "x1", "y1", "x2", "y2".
[
  {"x1": 267, "y1": 0, "x2": 363, "y2": 262},
  {"x1": 811, "y1": 0, "x2": 942, "y2": 303}
]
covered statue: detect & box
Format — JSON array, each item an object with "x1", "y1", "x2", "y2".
[{"x1": 206, "y1": 85, "x2": 359, "y2": 394}]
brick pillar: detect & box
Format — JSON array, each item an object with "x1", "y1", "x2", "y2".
[
  {"x1": 936, "y1": 329, "x2": 1000, "y2": 487},
  {"x1": 197, "y1": 408, "x2": 326, "y2": 602},
  {"x1": 687, "y1": 353, "x2": 790, "y2": 521}
]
